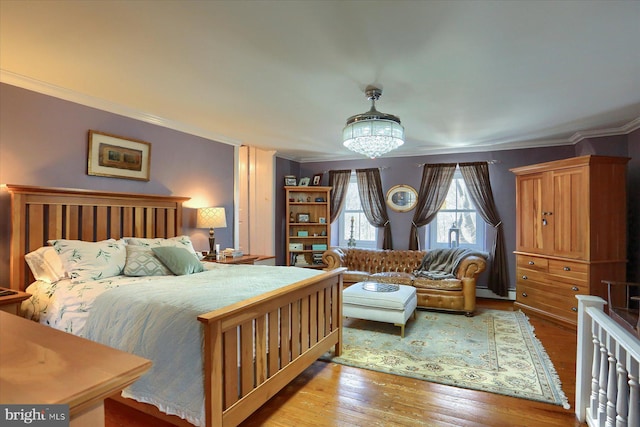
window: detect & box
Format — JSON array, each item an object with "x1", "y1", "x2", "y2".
[
  {"x1": 428, "y1": 170, "x2": 485, "y2": 250},
  {"x1": 338, "y1": 174, "x2": 378, "y2": 248}
]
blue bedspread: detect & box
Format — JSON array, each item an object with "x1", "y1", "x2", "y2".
[{"x1": 82, "y1": 264, "x2": 320, "y2": 427}]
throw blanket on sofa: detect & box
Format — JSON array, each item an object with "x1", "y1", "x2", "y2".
[{"x1": 414, "y1": 248, "x2": 488, "y2": 280}]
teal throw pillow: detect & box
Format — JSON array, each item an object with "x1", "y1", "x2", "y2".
[{"x1": 152, "y1": 247, "x2": 204, "y2": 276}]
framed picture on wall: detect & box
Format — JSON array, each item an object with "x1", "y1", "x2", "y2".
[{"x1": 88, "y1": 130, "x2": 151, "y2": 181}]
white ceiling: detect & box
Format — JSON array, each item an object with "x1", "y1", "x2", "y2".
[{"x1": 1, "y1": 1, "x2": 639, "y2": 162}]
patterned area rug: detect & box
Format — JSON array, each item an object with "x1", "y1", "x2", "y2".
[{"x1": 322, "y1": 309, "x2": 569, "y2": 408}]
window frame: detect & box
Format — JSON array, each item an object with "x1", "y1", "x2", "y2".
[
  {"x1": 337, "y1": 173, "x2": 378, "y2": 249},
  {"x1": 427, "y1": 170, "x2": 486, "y2": 251}
]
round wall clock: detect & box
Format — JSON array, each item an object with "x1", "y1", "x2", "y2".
[{"x1": 386, "y1": 184, "x2": 418, "y2": 212}]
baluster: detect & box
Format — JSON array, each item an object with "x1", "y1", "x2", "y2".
[
  {"x1": 629, "y1": 372, "x2": 639, "y2": 427},
  {"x1": 591, "y1": 328, "x2": 602, "y2": 420},
  {"x1": 605, "y1": 344, "x2": 618, "y2": 427},
  {"x1": 598, "y1": 333, "x2": 610, "y2": 424},
  {"x1": 615, "y1": 360, "x2": 629, "y2": 427}
]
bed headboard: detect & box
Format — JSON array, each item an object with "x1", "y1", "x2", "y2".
[{"x1": 6, "y1": 185, "x2": 190, "y2": 291}]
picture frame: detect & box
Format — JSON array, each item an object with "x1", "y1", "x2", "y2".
[
  {"x1": 284, "y1": 175, "x2": 297, "y2": 186},
  {"x1": 297, "y1": 212, "x2": 310, "y2": 223},
  {"x1": 312, "y1": 173, "x2": 323, "y2": 186},
  {"x1": 386, "y1": 184, "x2": 418, "y2": 212},
  {"x1": 88, "y1": 130, "x2": 151, "y2": 181},
  {"x1": 299, "y1": 177, "x2": 311, "y2": 186},
  {"x1": 319, "y1": 217, "x2": 326, "y2": 224}
]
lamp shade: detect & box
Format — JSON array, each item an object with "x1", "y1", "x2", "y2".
[{"x1": 196, "y1": 207, "x2": 227, "y2": 229}]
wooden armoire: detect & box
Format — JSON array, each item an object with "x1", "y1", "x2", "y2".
[{"x1": 511, "y1": 155, "x2": 629, "y2": 328}]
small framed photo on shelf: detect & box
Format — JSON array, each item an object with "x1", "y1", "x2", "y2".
[
  {"x1": 284, "y1": 175, "x2": 297, "y2": 186},
  {"x1": 297, "y1": 213, "x2": 310, "y2": 223},
  {"x1": 319, "y1": 217, "x2": 326, "y2": 224},
  {"x1": 298, "y1": 177, "x2": 310, "y2": 186},
  {"x1": 312, "y1": 173, "x2": 323, "y2": 186}
]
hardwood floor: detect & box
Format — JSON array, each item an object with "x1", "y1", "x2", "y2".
[{"x1": 105, "y1": 299, "x2": 585, "y2": 426}]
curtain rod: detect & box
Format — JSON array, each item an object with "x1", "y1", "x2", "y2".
[
  {"x1": 415, "y1": 160, "x2": 500, "y2": 167},
  {"x1": 321, "y1": 166, "x2": 390, "y2": 173}
]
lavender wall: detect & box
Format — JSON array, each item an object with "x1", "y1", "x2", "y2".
[
  {"x1": 277, "y1": 134, "x2": 638, "y2": 292},
  {"x1": 0, "y1": 83, "x2": 235, "y2": 284},
  {"x1": 627, "y1": 129, "x2": 640, "y2": 282}
]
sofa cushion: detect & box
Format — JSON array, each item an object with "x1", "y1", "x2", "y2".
[
  {"x1": 344, "y1": 271, "x2": 371, "y2": 284},
  {"x1": 369, "y1": 272, "x2": 414, "y2": 286},
  {"x1": 413, "y1": 277, "x2": 462, "y2": 291}
]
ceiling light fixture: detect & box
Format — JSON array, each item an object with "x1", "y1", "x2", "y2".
[{"x1": 343, "y1": 85, "x2": 404, "y2": 159}]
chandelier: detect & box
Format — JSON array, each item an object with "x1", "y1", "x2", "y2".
[{"x1": 343, "y1": 85, "x2": 404, "y2": 159}]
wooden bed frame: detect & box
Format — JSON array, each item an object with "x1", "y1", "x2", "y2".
[{"x1": 6, "y1": 184, "x2": 343, "y2": 427}]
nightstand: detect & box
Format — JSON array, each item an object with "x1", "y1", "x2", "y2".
[
  {"x1": 206, "y1": 255, "x2": 260, "y2": 265},
  {"x1": 0, "y1": 288, "x2": 31, "y2": 315}
]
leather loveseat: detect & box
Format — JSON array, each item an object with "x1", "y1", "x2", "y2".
[{"x1": 322, "y1": 247, "x2": 487, "y2": 316}]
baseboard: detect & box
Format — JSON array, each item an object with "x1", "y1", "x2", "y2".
[{"x1": 476, "y1": 288, "x2": 516, "y2": 301}]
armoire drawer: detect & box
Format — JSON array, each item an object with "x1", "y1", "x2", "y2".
[
  {"x1": 548, "y1": 259, "x2": 588, "y2": 281},
  {"x1": 516, "y1": 268, "x2": 550, "y2": 285},
  {"x1": 516, "y1": 255, "x2": 548, "y2": 272},
  {"x1": 516, "y1": 283, "x2": 581, "y2": 320},
  {"x1": 516, "y1": 271, "x2": 588, "y2": 298}
]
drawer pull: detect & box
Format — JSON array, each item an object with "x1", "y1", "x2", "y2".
[
  {"x1": 572, "y1": 286, "x2": 579, "y2": 291},
  {"x1": 571, "y1": 307, "x2": 578, "y2": 312},
  {"x1": 521, "y1": 292, "x2": 528, "y2": 297},
  {"x1": 563, "y1": 266, "x2": 571, "y2": 271},
  {"x1": 528, "y1": 261, "x2": 534, "y2": 265},
  {"x1": 521, "y1": 275, "x2": 528, "y2": 280}
]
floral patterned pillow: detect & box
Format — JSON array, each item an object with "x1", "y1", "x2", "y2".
[{"x1": 48, "y1": 239, "x2": 126, "y2": 284}]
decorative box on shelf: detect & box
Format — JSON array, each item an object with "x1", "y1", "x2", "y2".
[{"x1": 223, "y1": 248, "x2": 244, "y2": 258}]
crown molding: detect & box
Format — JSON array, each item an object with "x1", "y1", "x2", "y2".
[
  {"x1": 0, "y1": 70, "x2": 242, "y2": 146},
  {"x1": 3, "y1": 69, "x2": 637, "y2": 164},
  {"x1": 569, "y1": 116, "x2": 640, "y2": 143},
  {"x1": 296, "y1": 118, "x2": 640, "y2": 162}
]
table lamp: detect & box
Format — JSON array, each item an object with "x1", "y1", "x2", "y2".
[{"x1": 196, "y1": 207, "x2": 227, "y2": 259}]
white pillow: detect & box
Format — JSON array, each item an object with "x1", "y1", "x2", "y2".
[
  {"x1": 24, "y1": 246, "x2": 67, "y2": 283},
  {"x1": 48, "y1": 239, "x2": 126, "y2": 284},
  {"x1": 125, "y1": 236, "x2": 202, "y2": 259}
]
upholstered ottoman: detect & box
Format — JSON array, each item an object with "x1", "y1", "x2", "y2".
[{"x1": 343, "y1": 282, "x2": 417, "y2": 337}]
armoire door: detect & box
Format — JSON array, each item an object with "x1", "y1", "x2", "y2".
[
  {"x1": 515, "y1": 173, "x2": 546, "y2": 254},
  {"x1": 550, "y1": 166, "x2": 588, "y2": 259}
]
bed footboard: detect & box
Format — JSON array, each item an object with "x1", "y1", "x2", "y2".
[{"x1": 197, "y1": 268, "x2": 344, "y2": 427}]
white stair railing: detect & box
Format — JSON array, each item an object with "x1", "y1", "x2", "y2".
[{"x1": 575, "y1": 295, "x2": 640, "y2": 427}]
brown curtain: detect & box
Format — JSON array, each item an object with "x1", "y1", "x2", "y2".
[
  {"x1": 356, "y1": 168, "x2": 393, "y2": 249},
  {"x1": 409, "y1": 163, "x2": 457, "y2": 250},
  {"x1": 328, "y1": 169, "x2": 352, "y2": 223},
  {"x1": 459, "y1": 162, "x2": 509, "y2": 296}
]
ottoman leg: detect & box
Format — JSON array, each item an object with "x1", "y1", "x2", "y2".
[{"x1": 394, "y1": 323, "x2": 406, "y2": 338}]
